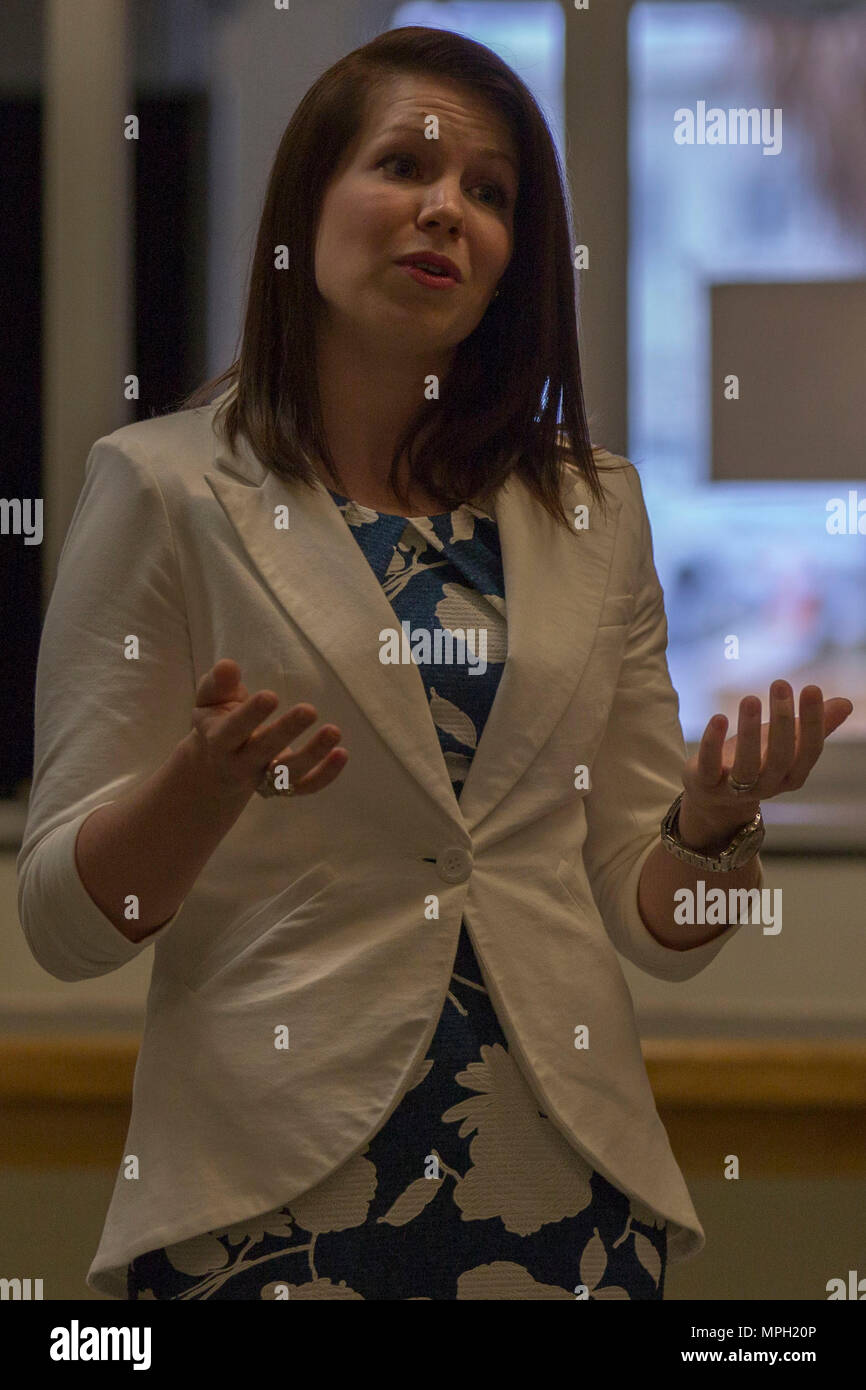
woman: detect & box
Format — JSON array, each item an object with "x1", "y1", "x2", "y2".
[{"x1": 18, "y1": 27, "x2": 852, "y2": 1301}]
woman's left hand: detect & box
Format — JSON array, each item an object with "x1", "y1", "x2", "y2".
[{"x1": 679, "y1": 681, "x2": 854, "y2": 844}]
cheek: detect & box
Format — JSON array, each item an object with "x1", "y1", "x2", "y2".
[
  {"x1": 470, "y1": 215, "x2": 512, "y2": 283},
  {"x1": 315, "y1": 184, "x2": 365, "y2": 274},
  {"x1": 359, "y1": 184, "x2": 415, "y2": 242},
  {"x1": 320, "y1": 188, "x2": 401, "y2": 283},
  {"x1": 493, "y1": 224, "x2": 514, "y2": 274}
]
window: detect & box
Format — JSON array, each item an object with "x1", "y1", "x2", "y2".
[
  {"x1": 630, "y1": 0, "x2": 866, "y2": 844},
  {"x1": 389, "y1": 0, "x2": 866, "y2": 844},
  {"x1": 391, "y1": 1, "x2": 565, "y2": 158}
]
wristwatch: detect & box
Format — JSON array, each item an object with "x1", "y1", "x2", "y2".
[{"x1": 660, "y1": 792, "x2": 765, "y2": 872}]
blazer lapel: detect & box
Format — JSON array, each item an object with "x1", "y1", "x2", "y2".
[
  {"x1": 457, "y1": 467, "x2": 622, "y2": 828},
  {"x1": 205, "y1": 412, "x2": 622, "y2": 833}
]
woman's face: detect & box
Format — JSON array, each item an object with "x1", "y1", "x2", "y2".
[{"x1": 313, "y1": 74, "x2": 520, "y2": 359}]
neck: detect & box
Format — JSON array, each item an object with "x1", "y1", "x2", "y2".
[{"x1": 314, "y1": 319, "x2": 455, "y2": 496}]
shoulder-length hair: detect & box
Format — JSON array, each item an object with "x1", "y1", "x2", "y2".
[{"x1": 178, "y1": 25, "x2": 623, "y2": 529}]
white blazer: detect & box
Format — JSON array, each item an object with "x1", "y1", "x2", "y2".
[{"x1": 17, "y1": 394, "x2": 759, "y2": 1298}]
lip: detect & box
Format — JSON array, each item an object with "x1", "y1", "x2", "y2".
[{"x1": 395, "y1": 251, "x2": 463, "y2": 283}]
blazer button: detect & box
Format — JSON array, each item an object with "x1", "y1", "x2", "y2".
[{"x1": 436, "y1": 848, "x2": 473, "y2": 883}]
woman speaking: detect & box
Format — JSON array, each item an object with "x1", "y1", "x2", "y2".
[{"x1": 17, "y1": 26, "x2": 852, "y2": 1300}]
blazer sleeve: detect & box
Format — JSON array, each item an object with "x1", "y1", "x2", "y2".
[
  {"x1": 16, "y1": 434, "x2": 197, "y2": 981},
  {"x1": 581, "y1": 462, "x2": 764, "y2": 981}
]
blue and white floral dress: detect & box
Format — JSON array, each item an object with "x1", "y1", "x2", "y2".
[{"x1": 127, "y1": 489, "x2": 667, "y2": 1301}]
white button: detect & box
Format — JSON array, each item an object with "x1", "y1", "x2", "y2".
[{"x1": 436, "y1": 848, "x2": 473, "y2": 884}]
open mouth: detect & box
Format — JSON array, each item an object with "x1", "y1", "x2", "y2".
[{"x1": 398, "y1": 263, "x2": 459, "y2": 288}]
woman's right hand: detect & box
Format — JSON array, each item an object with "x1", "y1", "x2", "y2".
[{"x1": 186, "y1": 658, "x2": 348, "y2": 802}]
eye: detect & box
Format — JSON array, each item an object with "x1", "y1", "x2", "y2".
[
  {"x1": 474, "y1": 180, "x2": 509, "y2": 209},
  {"x1": 380, "y1": 152, "x2": 418, "y2": 180},
  {"x1": 378, "y1": 153, "x2": 510, "y2": 209}
]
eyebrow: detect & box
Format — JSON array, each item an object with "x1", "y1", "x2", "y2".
[{"x1": 375, "y1": 124, "x2": 518, "y2": 176}]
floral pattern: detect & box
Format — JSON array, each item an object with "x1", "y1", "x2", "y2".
[{"x1": 127, "y1": 489, "x2": 666, "y2": 1300}]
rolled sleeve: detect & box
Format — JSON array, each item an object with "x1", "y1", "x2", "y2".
[
  {"x1": 17, "y1": 805, "x2": 188, "y2": 981},
  {"x1": 611, "y1": 834, "x2": 764, "y2": 982},
  {"x1": 16, "y1": 435, "x2": 196, "y2": 981}
]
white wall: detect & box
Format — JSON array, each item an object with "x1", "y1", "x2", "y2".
[{"x1": 200, "y1": 0, "x2": 397, "y2": 375}]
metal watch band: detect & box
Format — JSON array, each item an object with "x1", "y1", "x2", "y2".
[{"x1": 660, "y1": 791, "x2": 764, "y2": 872}]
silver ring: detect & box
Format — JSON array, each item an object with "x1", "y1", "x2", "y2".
[
  {"x1": 256, "y1": 764, "x2": 296, "y2": 798},
  {"x1": 728, "y1": 773, "x2": 759, "y2": 794}
]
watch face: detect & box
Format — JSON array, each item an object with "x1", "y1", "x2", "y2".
[{"x1": 729, "y1": 832, "x2": 763, "y2": 869}]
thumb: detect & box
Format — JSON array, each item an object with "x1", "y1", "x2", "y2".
[
  {"x1": 823, "y1": 697, "x2": 854, "y2": 736},
  {"x1": 197, "y1": 658, "x2": 246, "y2": 707}
]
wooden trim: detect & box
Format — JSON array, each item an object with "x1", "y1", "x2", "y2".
[
  {"x1": 3, "y1": 1037, "x2": 865, "y2": 1105},
  {"x1": 0, "y1": 1035, "x2": 140, "y2": 1102},
  {"x1": 645, "y1": 1040, "x2": 866, "y2": 1107},
  {"x1": 1, "y1": 1038, "x2": 865, "y2": 1174}
]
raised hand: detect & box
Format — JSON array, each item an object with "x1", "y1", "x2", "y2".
[
  {"x1": 187, "y1": 658, "x2": 348, "y2": 801},
  {"x1": 679, "y1": 681, "x2": 853, "y2": 843}
]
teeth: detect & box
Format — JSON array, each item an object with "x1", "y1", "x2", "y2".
[{"x1": 415, "y1": 262, "x2": 447, "y2": 276}]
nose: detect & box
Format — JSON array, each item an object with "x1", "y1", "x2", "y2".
[{"x1": 418, "y1": 179, "x2": 464, "y2": 235}]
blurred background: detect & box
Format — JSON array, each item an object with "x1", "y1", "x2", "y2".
[{"x1": 0, "y1": 0, "x2": 864, "y2": 1300}]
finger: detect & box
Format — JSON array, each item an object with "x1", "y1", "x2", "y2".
[
  {"x1": 250, "y1": 718, "x2": 340, "y2": 776},
  {"x1": 217, "y1": 695, "x2": 315, "y2": 755},
  {"x1": 695, "y1": 712, "x2": 728, "y2": 788},
  {"x1": 281, "y1": 745, "x2": 349, "y2": 795},
  {"x1": 778, "y1": 685, "x2": 825, "y2": 790},
  {"x1": 761, "y1": 679, "x2": 796, "y2": 787},
  {"x1": 823, "y1": 696, "x2": 855, "y2": 735},
  {"x1": 727, "y1": 694, "x2": 763, "y2": 788},
  {"x1": 199, "y1": 690, "x2": 278, "y2": 752},
  {"x1": 195, "y1": 658, "x2": 246, "y2": 708}
]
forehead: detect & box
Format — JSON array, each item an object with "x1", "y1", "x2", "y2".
[{"x1": 360, "y1": 73, "x2": 518, "y2": 159}]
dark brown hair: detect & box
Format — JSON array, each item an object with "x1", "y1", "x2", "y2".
[{"x1": 178, "y1": 25, "x2": 624, "y2": 528}]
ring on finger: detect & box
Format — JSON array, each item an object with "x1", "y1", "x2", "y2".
[
  {"x1": 728, "y1": 772, "x2": 759, "y2": 794},
  {"x1": 256, "y1": 761, "x2": 296, "y2": 798}
]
